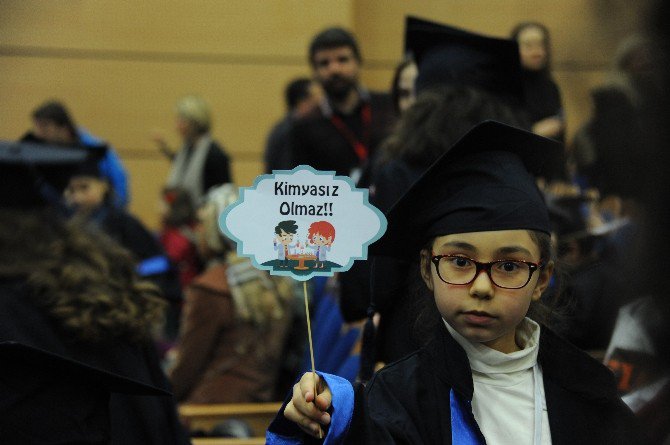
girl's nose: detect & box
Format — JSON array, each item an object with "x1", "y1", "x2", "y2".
[{"x1": 469, "y1": 270, "x2": 494, "y2": 300}]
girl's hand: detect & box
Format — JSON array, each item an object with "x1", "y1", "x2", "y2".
[{"x1": 284, "y1": 372, "x2": 332, "y2": 438}]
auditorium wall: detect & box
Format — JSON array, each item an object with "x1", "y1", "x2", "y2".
[{"x1": 0, "y1": 0, "x2": 650, "y2": 228}]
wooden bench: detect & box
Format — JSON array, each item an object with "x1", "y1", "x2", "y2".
[
  {"x1": 179, "y1": 402, "x2": 282, "y2": 438},
  {"x1": 191, "y1": 438, "x2": 266, "y2": 445}
]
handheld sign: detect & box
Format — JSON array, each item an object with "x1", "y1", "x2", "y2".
[
  {"x1": 221, "y1": 166, "x2": 386, "y2": 437},
  {"x1": 220, "y1": 166, "x2": 387, "y2": 280}
]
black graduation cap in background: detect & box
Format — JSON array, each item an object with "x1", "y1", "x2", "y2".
[
  {"x1": 0, "y1": 341, "x2": 169, "y2": 444},
  {"x1": 0, "y1": 140, "x2": 105, "y2": 208},
  {"x1": 547, "y1": 195, "x2": 591, "y2": 240},
  {"x1": 404, "y1": 16, "x2": 524, "y2": 104},
  {"x1": 370, "y1": 121, "x2": 561, "y2": 261},
  {"x1": 548, "y1": 194, "x2": 624, "y2": 243}
]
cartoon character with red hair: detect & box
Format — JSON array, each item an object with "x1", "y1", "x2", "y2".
[{"x1": 307, "y1": 221, "x2": 335, "y2": 269}]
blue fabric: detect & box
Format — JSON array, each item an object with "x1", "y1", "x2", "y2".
[
  {"x1": 334, "y1": 354, "x2": 360, "y2": 383},
  {"x1": 322, "y1": 328, "x2": 360, "y2": 377},
  {"x1": 450, "y1": 389, "x2": 484, "y2": 445},
  {"x1": 321, "y1": 372, "x2": 355, "y2": 443},
  {"x1": 266, "y1": 372, "x2": 354, "y2": 445},
  {"x1": 311, "y1": 275, "x2": 329, "y2": 309},
  {"x1": 78, "y1": 128, "x2": 129, "y2": 208},
  {"x1": 137, "y1": 255, "x2": 171, "y2": 276}
]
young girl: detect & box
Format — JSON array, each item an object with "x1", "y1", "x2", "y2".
[{"x1": 267, "y1": 122, "x2": 643, "y2": 444}]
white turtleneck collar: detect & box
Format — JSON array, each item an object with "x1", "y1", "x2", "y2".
[
  {"x1": 444, "y1": 317, "x2": 540, "y2": 377},
  {"x1": 444, "y1": 318, "x2": 551, "y2": 444}
]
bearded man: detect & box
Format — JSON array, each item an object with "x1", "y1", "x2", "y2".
[{"x1": 288, "y1": 27, "x2": 394, "y2": 185}]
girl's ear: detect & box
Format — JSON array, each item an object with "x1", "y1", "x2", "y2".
[
  {"x1": 531, "y1": 260, "x2": 554, "y2": 301},
  {"x1": 420, "y1": 249, "x2": 434, "y2": 292}
]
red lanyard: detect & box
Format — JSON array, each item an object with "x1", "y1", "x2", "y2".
[{"x1": 329, "y1": 103, "x2": 372, "y2": 162}]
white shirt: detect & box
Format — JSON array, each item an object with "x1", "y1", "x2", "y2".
[{"x1": 445, "y1": 318, "x2": 552, "y2": 445}]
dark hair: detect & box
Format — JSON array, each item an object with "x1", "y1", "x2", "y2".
[
  {"x1": 0, "y1": 208, "x2": 165, "y2": 344},
  {"x1": 275, "y1": 220, "x2": 298, "y2": 235},
  {"x1": 162, "y1": 187, "x2": 197, "y2": 228},
  {"x1": 510, "y1": 21, "x2": 553, "y2": 72},
  {"x1": 390, "y1": 56, "x2": 416, "y2": 116},
  {"x1": 308, "y1": 27, "x2": 361, "y2": 66},
  {"x1": 380, "y1": 85, "x2": 530, "y2": 168},
  {"x1": 32, "y1": 100, "x2": 78, "y2": 138},
  {"x1": 285, "y1": 78, "x2": 313, "y2": 111},
  {"x1": 412, "y1": 230, "x2": 560, "y2": 346}
]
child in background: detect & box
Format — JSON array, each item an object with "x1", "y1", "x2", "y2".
[
  {"x1": 269, "y1": 122, "x2": 644, "y2": 444},
  {"x1": 159, "y1": 187, "x2": 202, "y2": 289}
]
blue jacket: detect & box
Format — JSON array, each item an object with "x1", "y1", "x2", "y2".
[{"x1": 78, "y1": 128, "x2": 129, "y2": 208}]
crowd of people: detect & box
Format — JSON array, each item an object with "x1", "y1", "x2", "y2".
[{"x1": 1, "y1": 8, "x2": 669, "y2": 445}]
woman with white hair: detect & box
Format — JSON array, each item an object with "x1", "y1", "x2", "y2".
[{"x1": 155, "y1": 95, "x2": 232, "y2": 205}]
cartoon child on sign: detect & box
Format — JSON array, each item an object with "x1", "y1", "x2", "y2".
[
  {"x1": 273, "y1": 220, "x2": 299, "y2": 268},
  {"x1": 307, "y1": 221, "x2": 334, "y2": 269}
]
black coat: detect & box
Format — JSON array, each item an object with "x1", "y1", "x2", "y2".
[
  {"x1": 201, "y1": 140, "x2": 232, "y2": 193},
  {"x1": 288, "y1": 93, "x2": 394, "y2": 182},
  {"x1": 0, "y1": 279, "x2": 190, "y2": 445},
  {"x1": 269, "y1": 322, "x2": 646, "y2": 444},
  {"x1": 345, "y1": 324, "x2": 645, "y2": 444},
  {"x1": 96, "y1": 207, "x2": 182, "y2": 302}
]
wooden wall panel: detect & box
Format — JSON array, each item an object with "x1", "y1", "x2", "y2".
[
  {"x1": 0, "y1": 0, "x2": 354, "y2": 228},
  {"x1": 0, "y1": 1, "x2": 352, "y2": 56},
  {"x1": 0, "y1": 0, "x2": 651, "y2": 229},
  {"x1": 352, "y1": 0, "x2": 651, "y2": 136},
  {"x1": 352, "y1": 0, "x2": 649, "y2": 66}
]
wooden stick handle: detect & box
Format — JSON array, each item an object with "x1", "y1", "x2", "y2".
[{"x1": 303, "y1": 280, "x2": 322, "y2": 439}]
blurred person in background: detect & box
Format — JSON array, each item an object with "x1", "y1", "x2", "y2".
[
  {"x1": 264, "y1": 77, "x2": 322, "y2": 173},
  {"x1": 571, "y1": 35, "x2": 657, "y2": 198},
  {"x1": 22, "y1": 100, "x2": 130, "y2": 208},
  {"x1": 599, "y1": 5, "x2": 670, "y2": 442},
  {"x1": 64, "y1": 151, "x2": 182, "y2": 309},
  {"x1": 168, "y1": 184, "x2": 294, "y2": 403},
  {"x1": 511, "y1": 22, "x2": 566, "y2": 142},
  {"x1": 154, "y1": 95, "x2": 232, "y2": 205},
  {"x1": 159, "y1": 187, "x2": 202, "y2": 290},
  {"x1": 389, "y1": 56, "x2": 419, "y2": 116},
  {"x1": 289, "y1": 27, "x2": 394, "y2": 185},
  {"x1": 158, "y1": 187, "x2": 203, "y2": 345},
  {"x1": 0, "y1": 140, "x2": 189, "y2": 444}
]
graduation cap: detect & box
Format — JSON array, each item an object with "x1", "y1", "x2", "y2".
[
  {"x1": 0, "y1": 341, "x2": 169, "y2": 444},
  {"x1": 404, "y1": 16, "x2": 524, "y2": 104},
  {"x1": 547, "y1": 195, "x2": 591, "y2": 239},
  {"x1": 548, "y1": 194, "x2": 627, "y2": 244},
  {"x1": 370, "y1": 121, "x2": 561, "y2": 261},
  {"x1": 0, "y1": 140, "x2": 104, "y2": 208}
]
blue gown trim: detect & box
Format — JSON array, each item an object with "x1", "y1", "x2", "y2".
[
  {"x1": 266, "y1": 372, "x2": 354, "y2": 444},
  {"x1": 136, "y1": 255, "x2": 170, "y2": 276},
  {"x1": 450, "y1": 389, "x2": 484, "y2": 445}
]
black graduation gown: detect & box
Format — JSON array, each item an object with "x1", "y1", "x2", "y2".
[
  {"x1": 0, "y1": 279, "x2": 190, "y2": 445},
  {"x1": 96, "y1": 207, "x2": 182, "y2": 302},
  {"x1": 521, "y1": 71, "x2": 563, "y2": 124},
  {"x1": 269, "y1": 322, "x2": 646, "y2": 444},
  {"x1": 340, "y1": 323, "x2": 645, "y2": 444}
]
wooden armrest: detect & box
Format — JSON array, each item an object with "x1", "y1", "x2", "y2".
[
  {"x1": 179, "y1": 402, "x2": 283, "y2": 437},
  {"x1": 180, "y1": 402, "x2": 283, "y2": 418}
]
